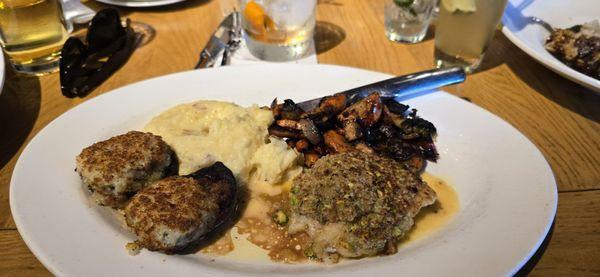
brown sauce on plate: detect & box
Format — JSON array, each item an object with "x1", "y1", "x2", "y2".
[{"x1": 203, "y1": 173, "x2": 459, "y2": 263}]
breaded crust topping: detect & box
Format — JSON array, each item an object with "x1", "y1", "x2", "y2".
[
  {"x1": 124, "y1": 176, "x2": 220, "y2": 253},
  {"x1": 76, "y1": 131, "x2": 175, "y2": 208},
  {"x1": 290, "y1": 151, "x2": 436, "y2": 258}
]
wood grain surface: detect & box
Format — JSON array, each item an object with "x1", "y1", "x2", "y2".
[{"x1": 0, "y1": 0, "x2": 599, "y2": 275}]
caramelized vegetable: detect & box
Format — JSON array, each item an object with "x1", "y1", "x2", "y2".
[
  {"x1": 308, "y1": 93, "x2": 348, "y2": 124},
  {"x1": 268, "y1": 125, "x2": 302, "y2": 138},
  {"x1": 280, "y1": 99, "x2": 305, "y2": 120},
  {"x1": 276, "y1": 119, "x2": 301, "y2": 130},
  {"x1": 354, "y1": 142, "x2": 375, "y2": 154},
  {"x1": 382, "y1": 105, "x2": 406, "y2": 128},
  {"x1": 304, "y1": 152, "x2": 320, "y2": 167},
  {"x1": 382, "y1": 98, "x2": 409, "y2": 114},
  {"x1": 295, "y1": 139, "x2": 311, "y2": 153},
  {"x1": 405, "y1": 155, "x2": 426, "y2": 173},
  {"x1": 337, "y1": 92, "x2": 383, "y2": 128},
  {"x1": 286, "y1": 139, "x2": 296, "y2": 149},
  {"x1": 267, "y1": 91, "x2": 438, "y2": 171},
  {"x1": 298, "y1": 118, "x2": 322, "y2": 145},
  {"x1": 399, "y1": 115, "x2": 437, "y2": 140},
  {"x1": 323, "y1": 130, "x2": 352, "y2": 154},
  {"x1": 340, "y1": 120, "x2": 362, "y2": 141},
  {"x1": 271, "y1": 98, "x2": 282, "y2": 118}
]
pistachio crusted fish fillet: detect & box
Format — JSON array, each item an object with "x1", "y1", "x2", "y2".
[{"x1": 288, "y1": 151, "x2": 436, "y2": 263}]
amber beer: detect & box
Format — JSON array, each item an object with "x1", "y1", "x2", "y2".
[{"x1": 0, "y1": 0, "x2": 69, "y2": 75}]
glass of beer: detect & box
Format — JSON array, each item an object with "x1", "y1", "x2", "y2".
[
  {"x1": 240, "y1": 0, "x2": 317, "y2": 62},
  {"x1": 0, "y1": 0, "x2": 69, "y2": 76},
  {"x1": 434, "y1": 0, "x2": 508, "y2": 73}
]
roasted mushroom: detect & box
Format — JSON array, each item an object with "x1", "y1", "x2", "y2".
[
  {"x1": 383, "y1": 98, "x2": 409, "y2": 114},
  {"x1": 307, "y1": 93, "x2": 348, "y2": 124},
  {"x1": 280, "y1": 99, "x2": 305, "y2": 120},
  {"x1": 298, "y1": 118, "x2": 322, "y2": 145},
  {"x1": 303, "y1": 152, "x2": 321, "y2": 167},
  {"x1": 271, "y1": 98, "x2": 281, "y2": 118},
  {"x1": 337, "y1": 92, "x2": 383, "y2": 141},
  {"x1": 337, "y1": 92, "x2": 383, "y2": 128},
  {"x1": 295, "y1": 139, "x2": 311, "y2": 153},
  {"x1": 276, "y1": 119, "x2": 301, "y2": 129},
  {"x1": 323, "y1": 130, "x2": 352, "y2": 154},
  {"x1": 354, "y1": 142, "x2": 375, "y2": 154},
  {"x1": 268, "y1": 125, "x2": 302, "y2": 139},
  {"x1": 267, "y1": 91, "x2": 439, "y2": 171},
  {"x1": 399, "y1": 115, "x2": 437, "y2": 140}
]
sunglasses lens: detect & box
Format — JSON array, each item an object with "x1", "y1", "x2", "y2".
[
  {"x1": 59, "y1": 8, "x2": 139, "y2": 98},
  {"x1": 60, "y1": 38, "x2": 85, "y2": 69},
  {"x1": 60, "y1": 38, "x2": 87, "y2": 97},
  {"x1": 87, "y1": 9, "x2": 126, "y2": 53}
]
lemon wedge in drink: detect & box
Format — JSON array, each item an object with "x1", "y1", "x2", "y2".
[
  {"x1": 243, "y1": 1, "x2": 276, "y2": 36},
  {"x1": 441, "y1": 0, "x2": 477, "y2": 13}
]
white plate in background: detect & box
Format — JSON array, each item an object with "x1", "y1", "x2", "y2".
[
  {"x1": 10, "y1": 64, "x2": 557, "y2": 276},
  {"x1": 502, "y1": 0, "x2": 600, "y2": 92},
  {"x1": 94, "y1": 0, "x2": 187, "y2": 8}
]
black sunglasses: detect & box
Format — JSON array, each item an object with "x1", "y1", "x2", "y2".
[{"x1": 60, "y1": 8, "x2": 141, "y2": 98}]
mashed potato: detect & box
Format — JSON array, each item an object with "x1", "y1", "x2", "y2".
[{"x1": 143, "y1": 101, "x2": 300, "y2": 189}]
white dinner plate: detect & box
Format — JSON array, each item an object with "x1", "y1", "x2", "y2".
[
  {"x1": 502, "y1": 0, "x2": 600, "y2": 92},
  {"x1": 10, "y1": 64, "x2": 557, "y2": 276},
  {"x1": 94, "y1": 0, "x2": 187, "y2": 8}
]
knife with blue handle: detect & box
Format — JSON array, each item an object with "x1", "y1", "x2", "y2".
[{"x1": 296, "y1": 67, "x2": 467, "y2": 111}]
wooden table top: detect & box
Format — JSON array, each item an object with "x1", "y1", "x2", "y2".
[{"x1": 1, "y1": 0, "x2": 599, "y2": 275}]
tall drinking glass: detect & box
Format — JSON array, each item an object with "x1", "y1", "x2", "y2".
[
  {"x1": 434, "y1": 0, "x2": 508, "y2": 73},
  {"x1": 0, "y1": 0, "x2": 69, "y2": 75},
  {"x1": 240, "y1": 0, "x2": 317, "y2": 62},
  {"x1": 385, "y1": 0, "x2": 437, "y2": 43}
]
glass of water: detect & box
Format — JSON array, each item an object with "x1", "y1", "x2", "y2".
[
  {"x1": 240, "y1": 0, "x2": 317, "y2": 62},
  {"x1": 385, "y1": 0, "x2": 437, "y2": 43}
]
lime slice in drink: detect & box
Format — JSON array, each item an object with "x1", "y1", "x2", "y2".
[
  {"x1": 394, "y1": 0, "x2": 414, "y2": 8},
  {"x1": 441, "y1": 0, "x2": 477, "y2": 13}
]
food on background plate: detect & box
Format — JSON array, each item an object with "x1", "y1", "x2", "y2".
[
  {"x1": 545, "y1": 20, "x2": 600, "y2": 80},
  {"x1": 288, "y1": 151, "x2": 436, "y2": 263},
  {"x1": 76, "y1": 131, "x2": 178, "y2": 208},
  {"x1": 75, "y1": 92, "x2": 457, "y2": 263}
]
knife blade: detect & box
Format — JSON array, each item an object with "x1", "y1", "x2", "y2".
[
  {"x1": 220, "y1": 11, "x2": 242, "y2": 66},
  {"x1": 296, "y1": 67, "x2": 466, "y2": 111},
  {"x1": 194, "y1": 13, "x2": 235, "y2": 69}
]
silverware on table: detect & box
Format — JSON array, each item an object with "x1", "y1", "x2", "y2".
[
  {"x1": 60, "y1": 0, "x2": 96, "y2": 31},
  {"x1": 220, "y1": 11, "x2": 242, "y2": 66},
  {"x1": 194, "y1": 12, "x2": 238, "y2": 69},
  {"x1": 296, "y1": 67, "x2": 467, "y2": 111},
  {"x1": 504, "y1": 2, "x2": 554, "y2": 33},
  {"x1": 530, "y1": 16, "x2": 553, "y2": 33}
]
